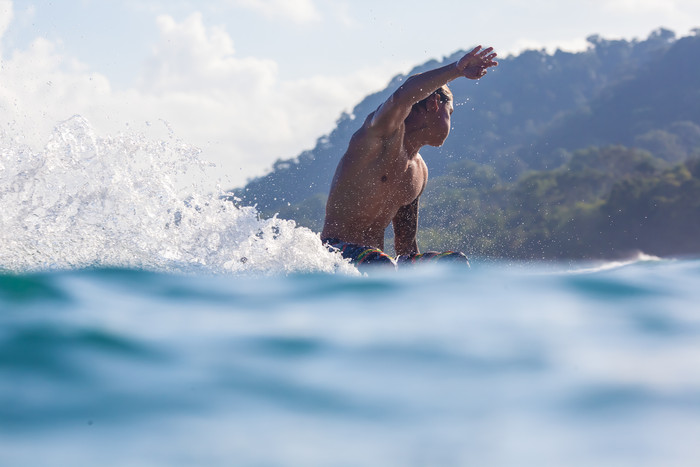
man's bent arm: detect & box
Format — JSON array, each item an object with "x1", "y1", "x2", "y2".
[
  {"x1": 393, "y1": 198, "x2": 420, "y2": 256},
  {"x1": 369, "y1": 64, "x2": 462, "y2": 134},
  {"x1": 370, "y1": 46, "x2": 498, "y2": 134}
]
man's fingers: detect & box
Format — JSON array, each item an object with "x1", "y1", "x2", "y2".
[
  {"x1": 460, "y1": 45, "x2": 498, "y2": 76},
  {"x1": 477, "y1": 47, "x2": 494, "y2": 57}
]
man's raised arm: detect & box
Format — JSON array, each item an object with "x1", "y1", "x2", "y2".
[{"x1": 369, "y1": 45, "x2": 498, "y2": 134}]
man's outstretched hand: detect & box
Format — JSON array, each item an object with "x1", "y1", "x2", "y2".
[{"x1": 456, "y1": 45, "x2": 498, "y2": 80}]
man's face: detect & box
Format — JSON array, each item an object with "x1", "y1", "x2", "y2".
[{"x1": 429, "y1": 97, "x2": 453, "y2": 146}]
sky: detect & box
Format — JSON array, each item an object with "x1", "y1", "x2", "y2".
[{"x1": 1, "y1": 0, "x2": 699, "y2": 188}]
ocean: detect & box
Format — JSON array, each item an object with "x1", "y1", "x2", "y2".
[{"x1": 2, "y1": 117, "x2": 700, "y2": 466}]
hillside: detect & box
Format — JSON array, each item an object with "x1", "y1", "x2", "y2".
[{"x1": 231, "y1": 28, "x2": 700, "y2": 259}]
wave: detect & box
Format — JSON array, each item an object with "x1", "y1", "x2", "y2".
[
  {"x1": 0, "y1": 116, "x2": 357, "y2": 275},
  {"x1": 566, "y1": 251, "x2": 664, "y2": 275}
]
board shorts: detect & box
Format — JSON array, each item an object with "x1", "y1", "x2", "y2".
[
  {"x1": 322, "y1": 238, "x2": 469, "y2": 270},
  {"x1": 322, "y1": 238, "x2": 397, "y2": 268}
]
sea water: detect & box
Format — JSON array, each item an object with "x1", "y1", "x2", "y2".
[{"x1": 2, "y1": 118, "x2": 700, "y2": 466}]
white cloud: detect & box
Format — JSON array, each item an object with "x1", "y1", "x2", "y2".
[
  {"x1": 600, "y1": 0, "x2": 678, "y2": 13},
  {"x1": 593, "y1": 0, "x2": 700, "y2": 28},
  {"x1": 229, "y1": 0, "x2": 321, "y2": 23},
  {"x1": 509, "y1": 37, "x2": 590, "y2": 56},
  {"x1": 0, "y1": 0, "x2": 12, "y2": 41},
  {"x1": 0, "y1": 9, "x2": 390, "y2": 188},
  {"x1": 326, "y1": 1, "x2": 356, "y2": 28},
  {"x1": 0, "y1": 33, "x2": 114, "y2": 145},
  {"x1": 140, "y1": 12, "x2": 278, "y2": 95}
]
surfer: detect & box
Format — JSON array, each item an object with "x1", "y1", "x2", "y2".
[{"x1": 321, "y1": 45, "x2": 498, "y2": 269}]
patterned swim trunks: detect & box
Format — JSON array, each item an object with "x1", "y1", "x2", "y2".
[
  {"x1": 322, "y1": 238, "x2": 469, "y2": 270},
  {"x1": 322, "y1": 238, "x2": 397, "y2": 269}
]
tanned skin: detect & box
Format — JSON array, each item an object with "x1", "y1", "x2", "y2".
[{"x1": 322, "y1": 45, "x2": 498, "y2": 256}]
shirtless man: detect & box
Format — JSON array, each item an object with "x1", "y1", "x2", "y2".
[{"x1": 321, "y1": 45, "x2": 498, "y2": 268}]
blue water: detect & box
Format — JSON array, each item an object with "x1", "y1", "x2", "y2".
[
  {"x1": 2, "y1": 117, "x2": 700, "y2": 466},
  {"x1": 2, "y1": 259, "x2": 700, "y2": 467}
]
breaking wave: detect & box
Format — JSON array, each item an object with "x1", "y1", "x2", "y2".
[{"x1": 0, "y1": 115, "x2": 356, "y2": 275}]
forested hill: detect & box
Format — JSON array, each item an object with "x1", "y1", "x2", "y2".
[{"x1": 231, "y1": 28, "x2": 700, "y2": 260}]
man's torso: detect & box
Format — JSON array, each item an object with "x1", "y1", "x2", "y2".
[{"x1": 321, "y1": 113, "x2": 428, "y2": 250}]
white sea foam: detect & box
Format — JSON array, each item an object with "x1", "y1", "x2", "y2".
[
  {"x1": 566, "y1": 251, "x2": 663, "y2": 275},
  {"x1": 0, "y1": 115, "x2": 357, "y2": 275}
]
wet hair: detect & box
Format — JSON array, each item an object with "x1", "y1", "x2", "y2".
[{"x1": 411, "y1": 84, "x2": 453, "y2": 112}]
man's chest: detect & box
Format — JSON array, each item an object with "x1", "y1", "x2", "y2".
[{"x1": 375, "y1": 154, "x2": 427, "y2": 207}]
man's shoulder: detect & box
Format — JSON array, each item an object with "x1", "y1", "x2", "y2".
[
  {"x1": 345, "y1": 113, "x2": 377, "y2": 147},
  {"x1": 358, "y1": 111, "x2": 377, "y2": 134},
  {"x1": 354, "y1": 110, "x2": 405, "y2": 141}
]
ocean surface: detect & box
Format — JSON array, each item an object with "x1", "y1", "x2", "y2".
[{"x1": 2, "y1": 117, "x2": 700, "y2": 466}]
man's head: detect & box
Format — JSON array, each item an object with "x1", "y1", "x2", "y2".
[{"x1": 408, "y1": 84, "x2": 454, "y2": 146}]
